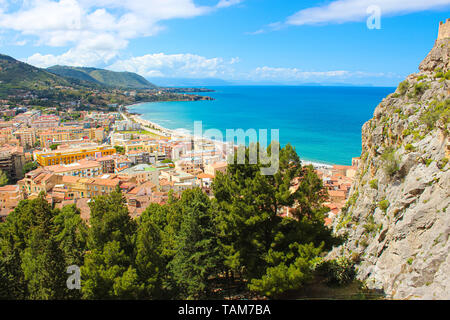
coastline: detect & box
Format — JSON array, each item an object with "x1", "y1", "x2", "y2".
[{"x1": 123, "y1": 103, "x2": 337, "y2": 169}]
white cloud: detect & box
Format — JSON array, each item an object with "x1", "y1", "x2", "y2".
[
  {"x1": 25, "y1": 46, "x2": 122, "y2": 67},
  {"x1": 216, "y1": 0, "x2": 243, "y2": 9},
  {"x1": 287, "y1": 0, "x2": 450, "y2": 26},
  {"x1": 0, "y1": 0, "x2": 236, "y2": 67},
  {"x1": 108, "y1": 53, "x2": 238, "y2": 78}
]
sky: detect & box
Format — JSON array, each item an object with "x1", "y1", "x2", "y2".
[{"x1": 0, "y1": 0, "x2": 449, "y2": 86}]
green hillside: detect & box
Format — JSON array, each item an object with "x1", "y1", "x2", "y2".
[
  {"x1": 47, "y1": 65, "x2": 157, "y2": 89},
  {"x1": 0, "y1": 54, "x2": 71, "y2": 90},
  {"x1": 0, "y1": 54, "x2": 105, "y2": 98}
]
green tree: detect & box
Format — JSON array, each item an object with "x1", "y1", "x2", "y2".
[
  {"x1": 213, "y1": 143, "x2": 338, "y2": 296},
  {"x1": 22, "y1": 161, "x2": 38, "y2": 175},
  {"x1": 0, "y1": 194, "x2": 78, "y2": 299},
  {"x1": 0, "y1": 169, "x2": 9, "y2": 187},
  {"x1": 169, "y1": 189, "x2": 221, "y2": 299},
  {"x1": 81, "y1": 188, "x2": 140, "y2": 299}
]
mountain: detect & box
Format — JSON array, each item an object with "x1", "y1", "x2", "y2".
[
  {"x1": 47, "y1": 65, "x2": 157, "y2": 89},
  {"x1": 0, "y1": 54, "x2": 79, "y2": 91},
  {"x1": 329, "y1": 21, "x2": 450, "y2": 299}
]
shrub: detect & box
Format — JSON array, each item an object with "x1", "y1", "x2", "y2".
[
  {"x1": 398, "y1": 81, "x2": 409, "y2": 95},
  {"x1": 381, "y1": 147, "x2": 399, "y2": 177},
  {"x1": 421, "y1": 99, "x2": 450, "y2": 130},
  {"x1": 378, "y1": 200, "x2": 390, "y2": 213},
  {"x1": 315, "y1": 257, "x2": 356, "y2": 287},
  {"x1": 445, "y1": 71, "x2": 450, "y2": 80},
  {"x1": 369, "y1": 179, "x2": 378, "y2": 190},
  {"x1": 435, "y1": 71, "x2": 444, "y2": 78},
  {"x1": 413, "y1": 82, "x2": 429, "y2": 97},
  {"x1": 402, "y1": 128, "x2": 411, "y2": 137},
  {"x1": 405, "y1": 144, "x2": 415, "y2": 152},
  {"x1": 417, "y1": 75, "x2": 428, "y2": 81},
  {"x1": 438, "y1": 157, "x2": 448, "y2": 170}
]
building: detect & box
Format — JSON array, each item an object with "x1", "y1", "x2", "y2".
[
  {"x1": 119, "y1": 164, "x2": 160, "y2": 186},
  {"x1": 0, "y1": 185, "x2": 23, "y2": 219},
  {"x1": 204, "y1": 161, "x2": 228, "y2": 177},
  {"x1": 18, "y1": 168, "x2": 58, "y2": 198},
  {"x1": 13, "y1": 128, "x2": 37, "y2": 148},
  {"x1": 0, "y1": 145, "x2": 26, "y2": 181},
  {"x1": 45, "y1": 159, "x2": 103, "y2": 178},
  {"x1": 97, "y1": 155, "x2": 116, "y2": 174},
  {"x1": 34, "y1": 145, "x2": 116, "y2": 166},
  {"x1": 0, "y1": 127, "x2": 20, "y2": 146},
  {"x1": 50, "y1": 175, "x2": 121, "y2": 199},
  {"x1": 38, "y1": 126, "x2": 105, "y2": 148},
  {"x1": 31, "y1": 115, "x2": 60, "y2": 129},
  {"x1": 175, "y1": 159, "x2": 203, "y2": 175}
]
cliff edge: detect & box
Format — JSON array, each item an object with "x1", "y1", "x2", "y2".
[{"x1": 329, "y1": 21, "x2": 450, "y2": 299}]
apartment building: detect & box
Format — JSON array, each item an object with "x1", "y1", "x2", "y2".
[{"x1": 34, "y1": 145, "x2": 116, "y2": 166}]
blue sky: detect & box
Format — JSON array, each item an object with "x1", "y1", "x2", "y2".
[{"x1": 0, "y1": 0, "x2": 449, "y2": 86}]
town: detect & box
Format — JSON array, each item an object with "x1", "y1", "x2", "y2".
[{"x1": 0, "y1": 101, "x2": 359, "y2": 226}]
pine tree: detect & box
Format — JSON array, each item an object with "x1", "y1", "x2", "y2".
[{"x1": 169, "y1": 189, "x2": 221, "y2": 299}]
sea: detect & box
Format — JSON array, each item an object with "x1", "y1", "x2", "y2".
[{"x1": 128, "y1": 86, "x2": 395, "y2": 165}]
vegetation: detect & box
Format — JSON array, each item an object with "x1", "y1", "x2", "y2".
[
  {"x1": 363, "y1": 215, "x2": 382, "y2": 235},
  {"x1": 22, "y1": 161, "x2": 39, "y2": 175},
  {"x1": 47, "y1": 66, "x2": 157, "y2": 90},
  {"x1": 315, "y1": 257, "x2": 356, "y2": 287},
  {"x1": 411, "y1": 82, "x2": 429, "y2": 98},
  {"x1": 114, "y1": 145, "x2": 125, "y2": 155},
  {"x1": 0, "y1": 169, "x2": 8, "y2": 187},
  {"x1": 421, "y1": 99, "x2": 450, "y2": 131},
  {"x1": 369, "y1": 179, "x2": 378, "y2": 190},
  {"x1": 405, "y1": 144, "x2": 415, "y2": 152},
  {"x1": 0, "y1": 144, "x2": 344, "y2": 299},
  {"x1": 49, "y1": 144, "x2": 60, "y2": 151},
  {"x1": 425, "y1": 159, "x2": 433, "y2": 167},
  {"x1": 398, "y1": 81, "x2": 409, "y2": 95},
  {"x1": 381, "y1": 147, "x2": 399, "y2": 177},
  {"x1": 378, "y1": 200, "x2": 390, "y2": 213}
]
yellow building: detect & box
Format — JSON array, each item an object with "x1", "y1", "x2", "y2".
[{"x1": 35, "y1": 145, "x2": 116, "y2": 166}]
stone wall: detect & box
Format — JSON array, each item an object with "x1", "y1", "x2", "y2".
[{"x1": 438, "y1": 19, "x2": 450, "y2": 41}]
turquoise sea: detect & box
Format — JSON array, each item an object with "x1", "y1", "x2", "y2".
[{"x1": 128, "y1": 86, "x2": 395, "y2": 165}]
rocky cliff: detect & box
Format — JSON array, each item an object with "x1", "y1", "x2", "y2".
[{"x1": 329, "y1": 23, "x2": 450, "y2": 300}]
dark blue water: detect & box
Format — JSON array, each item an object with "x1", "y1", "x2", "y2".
[{"x1": 129, "y1": 86, "x2": 394, "y2": 165}]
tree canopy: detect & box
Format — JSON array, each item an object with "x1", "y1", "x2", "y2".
[{"x1": 0, "y1": 144, "x2": 343, "y2": 299}]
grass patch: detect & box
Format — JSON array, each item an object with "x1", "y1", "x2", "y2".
[
  {"x1": 378, "y1": 199, "x2": 390, "y2": 213},
  {"x1": 421, "y1": 99, "x2": 450, "y2": 131},
  {"x1": 381, "y1": 147, "x2": 399, "y2": 177}
]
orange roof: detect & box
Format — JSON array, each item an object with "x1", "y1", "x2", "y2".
[
  {"x1": 328, "y1": 190, "x2": 346, "y2": 198},
  {"x1": 197, "y1": 173, "x2": 214, "y2": 179},
  {"x1": 210, "y1": 161, "x2": 227, "y2": 169},
  {"x1": 333, "y1": 165, "x2": 353, "y2": 170},
  {"x1": 0, "y1": 185, "x2": 19, "y2": 192},
  {"x1": 61, "y1": 176, "x2": 80, "y2": 184}
]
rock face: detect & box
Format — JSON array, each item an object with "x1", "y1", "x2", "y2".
[{"x1": 329, "y1": 23, "x2": 450, "y2": 300}]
